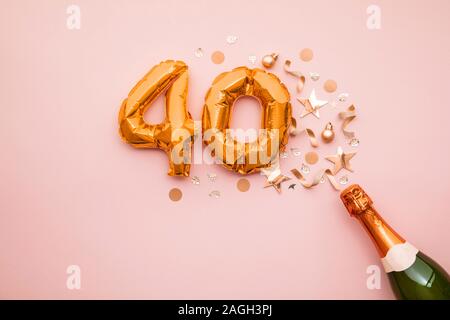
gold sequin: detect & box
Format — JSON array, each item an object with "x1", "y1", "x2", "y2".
[
  {"x1": 169, "y1": 188, "x2": 182, "y2": 201},
  {"x1": 237, "y1": 178, "x2": 250, "y2": 192},
  {"x1": 324, "y1": 79, "x2": 337, "y2": 93},
  {"x1": 299, "y1": 48, "x2": 314, "y2": 62},
  {"x1": 305, "y1": 151, "x2": 319, "y2": 165},
  {"x1": 211, "y1": 51, "x2": 225, "y2": 64}
]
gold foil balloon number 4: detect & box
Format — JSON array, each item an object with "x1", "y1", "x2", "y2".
[
  {"x1": 118, "y1": 60, "x2": 194, "y2": 177},
  {"x1": 119, "y1": 61, "x2": 292, "y2": 177}
]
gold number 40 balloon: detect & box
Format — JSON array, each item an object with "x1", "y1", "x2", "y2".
[{"x1": 118, "y1": 61, "x2": 292, "y2": 177}]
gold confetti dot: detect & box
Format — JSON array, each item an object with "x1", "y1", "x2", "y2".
[
  {"x1": 237, "y1": 178, "x2": 250, "y2": 192},
  {"x1": 169, "y1": 188, "x2": 182, "y2": 201},
  {"x1": 324, "y1": 79, "x2": 337, "y2": 93},
  {"x1": 300, "y1": 48, "x2": 314, "y2": 62},
  {"x1": 305, "y1": 151, "x2": 319, "y2": 165},
  {"x1": 211, "y1": 51, "x2": 225, "y2": 64}
]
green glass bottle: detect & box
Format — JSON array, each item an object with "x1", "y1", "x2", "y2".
[{"x1": 340, "y1": 184, "x2": 450, "y2": 300}]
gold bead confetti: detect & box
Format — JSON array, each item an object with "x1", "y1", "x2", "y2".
[
  {"x1": 321, "y1": 122, "x2": 335, "y2": 143},
  {"x1": 261, "y1": 53, "x2": 278, "y2": 68},
  {"x1": 324, "y1": 79, "x2": 338, "y2": 93},
  {"x1": 305, "y1": 151, "x2": 319, "y2": 165},
  {"x1": 211, "y1": 51, "x2": 225, "y2": 64},
  {"x1": 300, "y1": 48, "x2": 314, "y2": 62},
  {"x1": 264, "y1": 174, "x2": 291, "y2": 193},
  {"x1": 237, "y1": 178, "x2": 250, "y2": 192},
  {"x1": 169, "y1": 188, "x2": 182, "y2": 202}
]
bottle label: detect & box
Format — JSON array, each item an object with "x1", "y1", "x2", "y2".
[{"x1": 381, "y1": 242, "x2": 419, "y2": 273}]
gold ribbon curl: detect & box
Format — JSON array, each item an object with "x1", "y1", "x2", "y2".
[
  {"x1": 291, "y1": 168, "x2": 340, "y2": 191},
  {"x1": 338, "y1": 104, "x2": 357, "y2": 138},
  {"x1": 284, "y1": 60, "x2": 305, "y2": 93},
  {"x1": 304, "y1": 128, "x2": 318, "y2": 148},
  {"x1": 288, "y1": 117, "x2": 318, "y2": 148}
]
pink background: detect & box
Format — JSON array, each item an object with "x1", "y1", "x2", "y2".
[{"x1": 1, "y1": 0, "x2": 449, "y2": 299}]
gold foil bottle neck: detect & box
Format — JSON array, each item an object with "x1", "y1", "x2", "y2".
[
  {"x1": 340, "y1": 184, "x2": 406, "y2": 257},
  {"x1": 340, "y1": 184, "x2": 373, "y2": 216}
]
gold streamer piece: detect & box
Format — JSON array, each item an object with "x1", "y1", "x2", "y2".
[
  {"x1": 304, "y1": 128, "x2": 319, "y2": 148},
  {"x1": 290, "y1": 168, "x2": 303, "y2": 180},
  {"x1": 288, "y1": 118, "x2": 317, "y2": 148},
  {"x1": 338, "y1": 104, "x2": 357, "y2": 138},
  {"x1": 289, "y1": 117, "x2": 302, "y2": 136},
  {"x1": 284, "y1": 60, "x2": 305, "y2": 93},
  {"x1": 290, "y1": 168, "x2": 340, "y2": 191}
]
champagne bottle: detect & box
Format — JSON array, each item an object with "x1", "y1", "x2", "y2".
[{"x1": 340, "y1": 184, "x2": 450, "y2": 300}]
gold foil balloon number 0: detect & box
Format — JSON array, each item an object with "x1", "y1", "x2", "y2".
[{"x1": 118, "y1": 61, "x2": 292, "y2": 176}]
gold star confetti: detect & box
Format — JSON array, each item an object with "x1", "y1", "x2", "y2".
[
  {"x1": 260, "y1": 157, "x2": 291, "y2": 193},
  {"x1": 325, "y1": 146, "x2": 356, "y2": 175},
  {"x1": 297, "y1": 89, "x2": 328, "y2": 119},
  {"x1": 264, "y1": 174, "x2": 291, "y2": 193},
  {"x1": 260, "y1": 163, "x2": 279, "y2": 179}
]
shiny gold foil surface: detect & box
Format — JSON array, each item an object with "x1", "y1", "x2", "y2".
[
  {"x1": 340, "y1": 184, "x2": 405, "y2": 257},
  {"x1": 202, "y1": 67, "x2": 292, "y2": 174},
  {"x1": 118, "y1": 60, "x2": 194, "y2": 176},
  {"x1": 340, "y1": 184, "x2": 373, "y2": 216}
]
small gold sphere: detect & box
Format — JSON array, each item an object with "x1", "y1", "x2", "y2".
[
  {"x1": 321, "y1": 122, "x2": 335, "y2": 143},
  {"x1": 262, "y1": 53, "x2": 278, "y2": 68}
]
